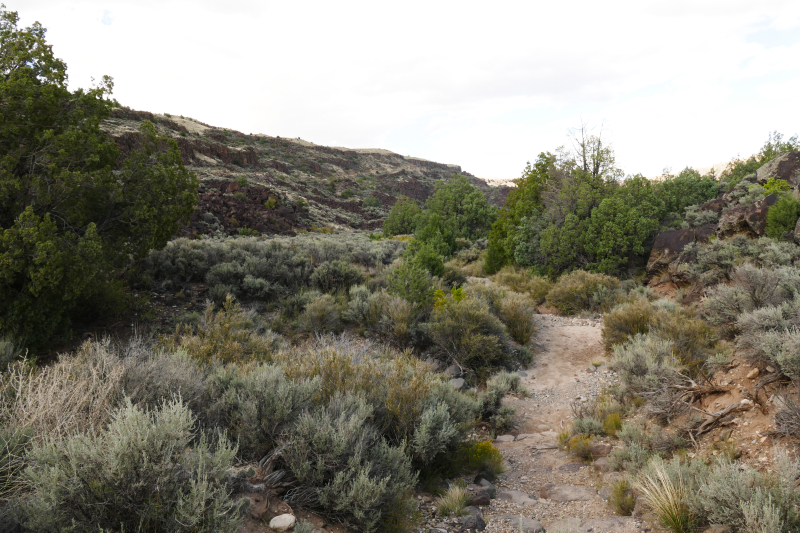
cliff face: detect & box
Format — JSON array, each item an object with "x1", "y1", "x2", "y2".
[{"x1": 102, "y1": 108, "x2": 511, "y2": 237}]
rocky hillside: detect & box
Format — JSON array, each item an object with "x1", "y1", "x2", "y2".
[
  {"x1": 646, "y1": 151, "x2": 800, "y2": 299},
  {"x1": 102, "y1": 108, "x2": 511, "y2": 237}
]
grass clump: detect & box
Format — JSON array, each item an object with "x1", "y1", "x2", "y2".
[
  {"x1": 635, "y1": 457, "x2": 695, "y2": 533},
  {"x1": 602, "y1": 413, "x2": 622, "y2": 436},
  {"x1": 610, "y1": 478, "x2": 635, "y2": 516},
  {"x1": 436, "y1": 483, "x2": 470, "y2": 516},
  {"x1": 545, "y1": 270, "x2": 619, "y2": 315}
]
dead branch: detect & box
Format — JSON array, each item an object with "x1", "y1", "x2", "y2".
[{"x1": 691, "y1": 402, "x2": 748, "y2": 437}]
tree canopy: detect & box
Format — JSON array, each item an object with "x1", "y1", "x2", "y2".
[{"x1": 0, "y1": 7, "x2": 198, "y2": 347}]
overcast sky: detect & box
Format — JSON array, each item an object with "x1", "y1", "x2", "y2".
[{"x1": 17, "y1": 0, "x2": 800, "y2": 179}]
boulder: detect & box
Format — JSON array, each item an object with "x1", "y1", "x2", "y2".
[
  {"x1": 646, "y1": 228, "x2": 697, "y2": 274},
  {"x1": 497, "y1": 490, "x2": 538, "y2": 506},
  {"x1": 424, "y1": 357, "x2": 443, "y2": 372},
  {"x1": 269, "y1": 514, "x2": 296, "y2": 532},
  {"x1": 478, "y1": 479, "x2": 496, "y2": 498},
  {"x1": 699, "y1": 198, "x2": 726, "y2": 214},
  {"x1": 590, "y1": 441, "x2": 612, "y2": 457},
  {"x1": 467, "y1": 485, "x2": 491, "y2": 506},
  {"x1": 717, "y1": 194, "x2": 778, "y2": 238},
  {"x1": 499, "y1": 515, "x2": 544, "y2": 533},
  {"x1": 462, "y1": 507, "x2": 486, "y2": 531},
  {"x1": 444, "y1": 365, "x2": 462, "y2": 378},
  {"x1": 756, "y1": 151, "x2": 800, "y2": 186},
  {"x1": 449, "y1": 378, "x2": 466, "y2": 390},
  {"x1": 540, "y1": 484, "x2": 596, "y2": 501},
  {"x1": 695, "y1": 223, "x2": 717, "y2": 243},
  {"x1": 495, "y1": 435, "x2": 515, "y2": 443},
  {"x1": 473, "y1": 469, "x2": 496, "y2": 483},
  {"x1": 593, "y1": 456, "x2": 610, "y2": 472}
]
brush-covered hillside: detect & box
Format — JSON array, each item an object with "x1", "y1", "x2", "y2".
[
  {"x1": 103, "y1": 107, "x2": 509, "y2": 237},
  {"x1": 10, "y1": 5, "x2": 800, "y2": 533}
]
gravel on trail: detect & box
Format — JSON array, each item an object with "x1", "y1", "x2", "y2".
[{"x1": 413, "y1": 314, "x2": 656, "y2": 533}]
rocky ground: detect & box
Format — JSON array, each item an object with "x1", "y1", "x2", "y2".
[{"x1": 414, "y1": 315, "x2": 656, "y2": 533}]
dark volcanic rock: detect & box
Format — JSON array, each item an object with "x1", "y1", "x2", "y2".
[
  {"x1": 756, "y1": 151, "x2": 800, "y2": 186},
  {"x1": 717, "y1": 194, "x2": 778, "y2": 237},
  {"x1": 699, "y1": 198, "x2": 726, "y2": 214},
  {"x1": 646, "y1": 228, "x2": 698, "y2": 274}
]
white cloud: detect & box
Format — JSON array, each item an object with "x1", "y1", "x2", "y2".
[{"x1": 16, "y1": 0, "x2": 800, "y2": 178}]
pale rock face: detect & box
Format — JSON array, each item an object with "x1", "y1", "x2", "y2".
[{"x1": 269, "y1": 514, "x2": 296, "y2": 532}]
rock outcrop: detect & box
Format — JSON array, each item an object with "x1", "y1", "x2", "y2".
[
  {"x1": 717, "y1": 194, "x2": 778, "y2": 237},
  {"x1": 756, "y1": 152, "x2": 800, "y2": 186}
]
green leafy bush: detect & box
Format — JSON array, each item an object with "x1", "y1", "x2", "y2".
[
  {"x1": 656, "y1": 167, "x2": 718, "y2": 215},
  {"x1": 383, "y1": 197, "x2": 422, "y2": 236},
  {"x1": 19, "y1": 398, "x2": 240, "y2": 533},
  {"x1": 386, "y1": 260, "x2": 434, "y2": 311},
  {"x1": 545, "y1": 270, "x2": 620, "y2": 315},
  {"x1": 766, "y1": 194, "x2": 800, "y2": 239}
]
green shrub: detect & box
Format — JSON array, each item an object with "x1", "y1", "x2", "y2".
[
  {"x1": 165, "y1": 296, "x2": 283, "y2": 364},
  {"x1": 613, "y1": 334, "x2": 679, "y2": 402},
  {"x1": 602, "y1": 298, "x2": 655, "y2": 352},
  {"x1": 386, "y1": 260, "x2": 435, "y2": 311},
  {"x1": 271, "y1": 335, "x2": 466, "y2": 452},
  {"x1": 491, "y1": 266, "x2": 552, "y2": 305},
  {"x1": 766, "y1": 194, "x2": 800, "y2": 239},
  {"x1": 410, "y1": 242, "x2": 445, "y2": 277},
  {"x1": 497, "y1": 292, "x2": 538, "y2": 345},
  {"x1": 545, "y1": 270, "x2": 620, "y2": 315},
  {"x1": 208, "y1": 365, "x2": 319, "y2": 460},
  {"x1": 19, "y1": 398, "x2": 240, "y2": 533},
  {"x1": 362, "y1": 196, "x2": 382, "y2": 209},
  {"x1": 479, "y1": 371, "x2": 523, "y2": 430},
  {"x1": 383, "y1": 197, "x2": 422, "y2": 237},
  {"x1": 377, "y1": 295, "x2": 414, "y2": 346},
  {"x1": 297, "y1": 293, "x2": 340, "y2": 333},
  {"x1": 411, "y1": 402, "x2": 460, "y2": 464},
  {"x1": 427, "y1": 297, "x2": 507, "y2": 371},
  {"x1": 566, "y1": 434, "x2": 594, "y2": 461},
  {"x1": 457, "y1": 440, "x2": 505, "y2": 474},
  {"x1": 573, "y1": 417, "x2": 604, "y2": 436},
  {"x1": 603, "y1": 413, "x2": 622, "y2": 436},
  {"x1": 690, "y1": 453, "x2": 800, "y2": 532},
  {"x1": 282, "y1": 394, "x2": 416, "y2": 533},
  {"x1": 610, "y1": 478, "x2": 635, "y2": 516},
  {"x1": 310, "y1": 260, "x2": 364, "y2": 293},
  {"x1": 282, "y1": 290, "x2": 323, "y2": 319}
]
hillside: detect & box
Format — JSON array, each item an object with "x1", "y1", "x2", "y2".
[{"x1": 102, "y1": 108, "x2": 511, "y2": 237}]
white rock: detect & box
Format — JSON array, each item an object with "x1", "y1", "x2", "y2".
[{"x1": 269, "y1": 514, "x2": 296, "y2": 532}]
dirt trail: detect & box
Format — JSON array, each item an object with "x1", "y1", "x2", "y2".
[{"x1": 482, "y1": 315, "x2": 654, "y2": 533}]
